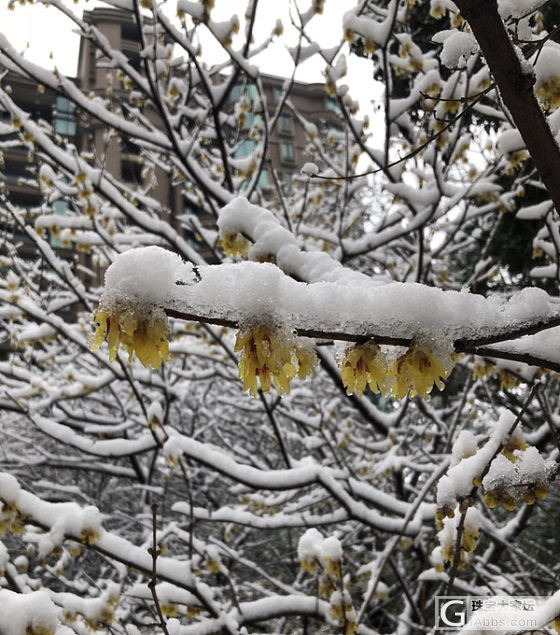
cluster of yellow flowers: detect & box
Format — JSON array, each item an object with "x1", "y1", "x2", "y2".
[
  {"x1": 440, "y1": 525, "x2": 479, "y2": 571},
  {"x1": 501, "y1": 431, "x2": 527, "y2": 462},
  {"x1": 481, "y1": 433, "x2": 549, "y2": 511},
  {"x1": 298, "y1": 530, "x2": 344, "y2": 600},
  {"x1": 89, "y1": 305, "x2": 459, "y2": 402},
  {"x1": 504, "y1": 150, "x2": 528, "y2": 174},
  {"x1": 536, "y1": 77, "x2": 560, "y2": 112},
  {"x1": 219, "y1": 232, "x2": 249, "y2": 258},
  {"x1": 329, "y1": 591, "x2": 359, "y2": 635},
  {"x1": 0, "y1": 497, "x2": 24, "y2": 538},
  {"x1": 298, "y1": 535, "x2": 358, "y2": 632},
  {"x1": 80, "y1": 527, "x2": 101, "y2": 546},
  {"x1": 472, "y1": 360, "x2": 519, "y2": 392},
  {"x1": 434, "y1": 504, "x2": 456, "y2": 528},
  {"x1": 436, "y1": 508, "x2": 479, "y2": 572},
  {"x1": 472, "y1": 360, "x2": 495, "y2": 381},
  {"x1": 235, "y1": 326, "x2": 316, "y2": 397},
  {"x1": 341, "y1": 343, "x2": 454, "y2": 400},
  {"x1": 483, "y1": 478, "x2": 548, "y2": 511},
  {"x1": 91, "y1": 304, "x2": 169, "y2": 369},
  {"x1": 340, "y1": 342, "x2": 386, "y2": 397},
  {"x1": 159, "y1": 604, "x2": 199, "y2": 619}
]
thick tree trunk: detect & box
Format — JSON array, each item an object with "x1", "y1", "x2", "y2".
[{"x1": 454, "y1": 0, "x2": 560, "y2": 213}]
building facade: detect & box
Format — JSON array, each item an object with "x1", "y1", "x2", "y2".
[{"x1": 1, "y1": 8, "x2": 343, "y2": 240}]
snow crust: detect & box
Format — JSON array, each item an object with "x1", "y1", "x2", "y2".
[
  {"x1": 534, "y1": 43, "x2": 560, "y2": 84},
  {"x1": 0, "y1": 590, "x2": 59, "y2": 635},
  {"x1": 100, "y1": 236, "x2": 559, "y2": 347},
  {"x1": 433, "y1": 30, "x2": 478, "y2": 69},
  {"x1": 498, "y1": 0, "x2": 548, "y2": 20},
  {"x1": 103, "y1": 245, "x2": 190, "y2": 303},
  {"x1": 483, "y1": 445, "x2": 554, "y2": 491},
  {"x1": 437, "y1": 411, "x2": 516, "y2": 507},
  {"x1": 298, "y1": 528, "x2": 342, "y2": 565},
  {"x1": 301, "y1": 162, "x2": 320, "y2": 176}
]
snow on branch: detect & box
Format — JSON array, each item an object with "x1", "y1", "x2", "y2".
[{"x1": 90, "y1": 197, "x2": 560, "y2": 400}]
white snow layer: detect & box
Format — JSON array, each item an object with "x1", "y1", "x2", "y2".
[
  {"x1": 98, "y1": 238, "x2": 559, "y2": 348},
  {"x1": 0, "y1": 590, "x2": 61, "y2": 635}
]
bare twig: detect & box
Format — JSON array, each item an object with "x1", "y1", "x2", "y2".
[{"x1": 148, "y1": 504, "x2": 171, "y2": 635}]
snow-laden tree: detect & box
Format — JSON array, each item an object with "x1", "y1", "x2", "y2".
[{"x1": 1, "y1": 0, "x2": 560, "y2": 633}]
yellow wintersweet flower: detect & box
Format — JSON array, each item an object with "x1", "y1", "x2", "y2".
[
  {"x1": 505, "y1": 150, "x2": 527, "y2": 174},
  {"x1": 235, "y1": 327, "x2": 314, "y2": 397},
  {"x1": 340, "y1": 342, "x2": 387, "y2": 397},
  {"x1": 388, "y1": 345, "x2": 452, "y2": 400},
  {"x1": 160, "y1": 604, "x2": 179, "y2": 618},
  {"x1": 363, "y1": 38, "x2": 376, "y2": 55},
  {"x1": 294, "y1": 345, "x2": 317, "y2": 381},
  {"x1": 461, "y1": 528, "x2": 478, "y2": 554},
  {"x1": 91, "y1": 304, "x2": 169, "y2": 369},
  {"x1": 299, "y1": 553, "x2": 319, "y2": 574},
  {"x1": 317, "y1": 574, "x2": 336, "y2": 597},
  {"x1": 205, "y1": 557, "x2": 220, "y2": 574},
  {"x1": 441, "y1": 527, "x2": 478, "y2": 568},
  {"x1": 472, "y1": 360, "x2": 496, "y2": 381},
  {"x1": 343, "y1": 27, "x2": 354, "y2": 43},
  {"x1": 430, "y1": 2, "x2": 446, "y2": 19},
  {"x1": 534, "y1": 482, "x2": 548, "y2": 499},
  {"x1": 521, "y1": 488, "x2": 536, "y2": 505},
  {"x1": 536, "y1": 77, "x2": 560, "y2": 111},
  {"x1": 219, "y1": 232, "x2": 249, "y2": 258},
  {"x1": 80, "y1": 527, "x2": 100, "y2": 545},
  {"x1": 501, "y1": 431, "x2": 527, "y2": 462},
  {"x1": 483, "y1": 489, "x2": 498, "y2": 508},
  {"x1": 499, "y1": 491, "x2": 517, "y2": 511},
  {"x1": 24, "y1": 627, "x2": 55, "y2": 635},
  {"x1": 498, "y1": 369, "x2": 517, "y2": 392}
]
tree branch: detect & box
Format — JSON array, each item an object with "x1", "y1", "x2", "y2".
[{"x1": 454, "y1": 0, "x2": 560, "y2": 214}]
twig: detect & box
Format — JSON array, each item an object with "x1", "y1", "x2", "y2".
[
  {"x1": 445, "y1": 381, "x2": 541, "y2": 594},
  {"x1": 445, "y1": 509, "x2": 467, "y2": 595},
  {"x1": 148, "y1": 503, "x2": 171, "y2": 635}
]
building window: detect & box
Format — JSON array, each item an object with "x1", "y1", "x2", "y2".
[
  {"x1": 125, "y1": 51, "x2": 142, "y2": 72},
  {"x1": 258, "y1": 169, "x2": 269, "y2": 188},
  {"x1": 121, "y1": 136, "x2": 141, "y2": 155},
  {"x1": 234, "y1": 139, "x2": 255, "y2": 159},
  {"x1": 284, "y1": 172, "x2": 293, "y2": 189},
  {"x1": 3, "y1": 156, "x2": 27, "y2": 183},
  {"x1": 54, "y1": 97, "x2": 76, "y2": 137},
  {"x1": 121, "y1": 159, "x2": 142, "y2": 183},
  {"x1": 11, "y1": 191, "x2": 41, "y2": 210},
  {"x1": 326, "y1": 97, "x2": 340, "y2": 112},
  {"x1": 241, "y1": 112, "x2": 263, "y2": 131},
  {"x1": 281, "y1": 142, "x2": 295, "y2": 162},
  {"x1": 229, "y1": 84, "x2": 242, "y2": 102},
  {"x1": 49, "y1": 199, "x2": 69, "y2": 248},
  {"x1": 245, "y1": 84, "x2": 258, "y2": 100},
  {"x1": 229, "y1": 83, "x2": 258, "y2": 102},
  {"x1": 275, "y1": 86, "x2": 284, "y2": 103},
  {"x1": 279, "y1": 114, "x2": 292, "y2": 134},
  {"x1": 121, "y1": 22, "x2": 141, "y2": 43}
]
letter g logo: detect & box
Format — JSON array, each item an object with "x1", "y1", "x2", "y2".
[{"x1": 440, "y1": 599, "x2": 466, "y2": 627}]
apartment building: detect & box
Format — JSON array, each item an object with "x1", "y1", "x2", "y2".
[
  {"x1": 76, "y1": 7, "x2": 343, "y2": 199},
  {"x1": 1, "y1": 8, "x2": 343, "y2": 235},
  {"x1": 0, "y1": 75, "x2": 77, "y2": 211}
]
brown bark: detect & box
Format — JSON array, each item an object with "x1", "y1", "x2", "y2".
[{"x1": 454, "y1": 0, "x2": 560, "y2": 213}]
